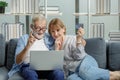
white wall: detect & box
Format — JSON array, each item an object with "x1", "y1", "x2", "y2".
[
  {"x1": 46, "y1": 0, "x2": 75, "y2": 35},
  {"x1": 79, "y1": 0, "x2": 119, "y2": 40},
  {"x1": 0, "y1": 0, "x2": 26, "y2": 34},
  {"x1": 0, "y1": 0, "x2": 119, "y2": 40}
]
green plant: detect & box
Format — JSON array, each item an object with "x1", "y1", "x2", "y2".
[{"x1": 0, "y1": 1, "x2": 8, "y2": 7}]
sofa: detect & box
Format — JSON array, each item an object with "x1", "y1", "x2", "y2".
[{"x1": 0, "y1": 33, "x2": 120, "y2": 80}]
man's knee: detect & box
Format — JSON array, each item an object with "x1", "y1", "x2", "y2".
[
  {"x1": 21, "y1": 68, "x2": 38, "y2": 80},
  {"x1": 53, "y1": 69, "x2": 64, "y2": 78}
]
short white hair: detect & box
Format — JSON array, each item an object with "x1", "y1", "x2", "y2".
[{"x1": 32, "y1": 14, "x2": 46, "y2": 24}]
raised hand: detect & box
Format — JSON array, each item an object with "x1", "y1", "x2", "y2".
[
  {"x1": 26, "y1": 32, "x2": 36, "y2": 48},
  {"x1": 76, "y1": 27, "x2": 86, "y2": 46},
  {"x1": 77, "y1": 27, "x2": 85, "y2": 38}
]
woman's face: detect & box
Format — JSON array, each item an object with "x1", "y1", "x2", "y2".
[{"x1": 50, "y1": 25, "x2": 65, "y2": 40}]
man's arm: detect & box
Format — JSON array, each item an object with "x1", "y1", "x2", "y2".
[
  {"x1": 16, "y1": 45, "x2": 30, "y2": 64},
  {"x1": 16, "y1": 32, "x2": 36, "y2": 64}
]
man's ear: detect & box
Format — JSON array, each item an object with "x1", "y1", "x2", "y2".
[{"x1": 30, "y1": 24, "x2": 34, "y2": 29}]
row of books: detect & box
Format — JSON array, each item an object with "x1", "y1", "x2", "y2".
[
  {"x1": 90, "y1": 23, "x2": 105, "y2": 38},
  {"x1": 109, "y1": 32, "x2": 120, "y2": 41},
  {"x1": 96, "y1": 0, "x2": 110, "y2": 14},
  {"x1": 1, "y1": 23, "x2": 24, "y2": 41},
  {"x1": 11, "y1": 0, "x2": 39, "y2": 14}
]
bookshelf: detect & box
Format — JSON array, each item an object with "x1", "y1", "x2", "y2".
[
  {"x1": 0, "y1": 0, "x2": 62, "y2": 41},
  {"x1": 74, "y1": 0, "x2": 120, "y2": 40}
]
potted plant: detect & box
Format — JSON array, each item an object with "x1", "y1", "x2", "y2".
[{"x1": 0, "y1": 1, "x2": 8, "y2": 13}]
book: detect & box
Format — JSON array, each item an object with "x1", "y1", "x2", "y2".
[
  {"x1": 110, "y1": 38, "x2": 120, "y2": 41},
  {"x1": 1, "y1": 23, "x2": 24, "y2": 41},
  {"x1": 118, "y1": 0, "x2": 120, "y2": 14},
  {"x1": 109, "y1": 32, "x2": 120, "y2": 35},
  {"x1": 11, "y1": 0, "x2": 16, "y2": 13},
  {"x1": 25, "y1": 0, "x2": 29, "y2": 13},
  {"x1": 16, "y1": 0, "x2": 20, "y2": 13},
  {"x1": 40, "y1": 11, "x2": 59, "y2": 14},
  {"x1": 20, "y1": 0, "x2": 24, "y2": 13},
  {"x1": 96, "y1": 0, "x2": 110, "y2": 14},
  {"x1": 90, "y1": 23, "x2": 104, "y2": 38},
  {"x1": 28, "y1": 0, "x2": 32, "y2": 13},
  {"x1": 40, "y1": 6, "x2": 59, "y2": 11},
  {"x1": 35, "y1": 0, "x2": 39, "y2": 13},
  {"x1": 31, "y1": 0, "x2": 35, "y2": 13}
]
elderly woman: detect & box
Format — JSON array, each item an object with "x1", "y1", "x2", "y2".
[{"x1": 48, "y1": 18, "x2": 120, "y2": 80}]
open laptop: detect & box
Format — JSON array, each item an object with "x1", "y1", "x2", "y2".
[{"x1": 30, "y1": 50, "x2": 64, "y2": 70}]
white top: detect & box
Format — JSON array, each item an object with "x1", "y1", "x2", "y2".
[
  {"x1": 24, "y1": 38, "x2": 49, "y2": 63},
  {"x1": 62, "y1": 35, "x2": 87, "y2": 77}
]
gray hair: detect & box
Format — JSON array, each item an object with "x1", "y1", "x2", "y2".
[{"x1": 32, "y1": 14, "x2": 46, "y2": 24}]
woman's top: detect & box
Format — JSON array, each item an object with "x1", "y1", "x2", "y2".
[{"x1": 62, "y1": 35, "x2": 87, "y2": 77}]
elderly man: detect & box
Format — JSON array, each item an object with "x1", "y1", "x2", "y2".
[{"x1": 8, "y1": 14, "x2": 64, "y2": 80}]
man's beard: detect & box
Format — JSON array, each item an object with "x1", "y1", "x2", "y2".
[
  {"x1": 32, "y1": 31, "x2": 44, "y2": 40},
  {"x1": 35, "y1": 33, "x2": 44, "y2": 40}
]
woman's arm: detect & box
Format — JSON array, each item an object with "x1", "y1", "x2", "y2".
[
  {"x1": 76, "y1": 37, "x2": 86, "y2": 47},
  {"x1": 76, "y1": 27, "x2": 86, "y2": 47}
]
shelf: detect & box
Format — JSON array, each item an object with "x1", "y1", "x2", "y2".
[
  {"x1": 92, "y1": 13, "x2": 120, "y2": 16},
  {"x1": 0, "y1": 12, "x2": 62, "y2": 16},
  {"x1": 40, "y1": 12, "x2": 62, "y2": 16},
  {"x1": 73, "y1": 13, "x2": 89, "y2": 16},
  {"x1": 73, "y1": 13, "x2": 120, "y2": 16},
  {"x1": 0, "y1": 13, "x2": 36, "y2": 15}
]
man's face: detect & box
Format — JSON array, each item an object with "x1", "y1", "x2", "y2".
[
  {"x1": 33, "y1": 20, "x2": 47, "y2": 35},
  {"x1": 31, "y1": 20, "x2": 47, "y2": 40}
]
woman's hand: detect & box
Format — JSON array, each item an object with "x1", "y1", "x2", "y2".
[
  {"x1": 76, "y1": 27, "x2": 84, "y2": 42},
  {"x1": 55, "y1": 36, "x2": 63, "y2": 50},
  {"x1": 76, "y1": 27, "x2": 86, "y2": 46}
]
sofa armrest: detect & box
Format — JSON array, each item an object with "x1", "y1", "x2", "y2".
[
  {"x1": 6, "y1": 38, "x2": 18, "y2": 70},
  {"x1": 85, "y1": 38, "x2": 107, "y2": 69},
  {"x1": 0, "y1": 34, "x2": 5, "y2": 67},
  {"x1": 108, "y1": 41, "x2": 120, "y2": 71}
]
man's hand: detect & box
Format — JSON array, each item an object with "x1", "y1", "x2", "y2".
[{"x1": 26, "y1": 32, "x2": 36, "y2": 48}]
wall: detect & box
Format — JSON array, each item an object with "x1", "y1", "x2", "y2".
[
  {"x1": 0, "y1": 0, "x2": 119, "y2": 40},
  {"x1": 0, "y1": 0, "x2": 26, "y2": 34},
  {"x1": 46, "y1": 0, "x2": 75, "y2": 35},
  {"x1": 79, "y1": 0, "x2": 119, "y2": 40}
]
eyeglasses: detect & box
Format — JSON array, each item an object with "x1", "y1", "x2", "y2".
[
  {"x1": 34, "y1": 27, "x2": 47, "y2": 32},
  {"x1": 31, "y1": 24, "x2": 47, "y2": 32}
]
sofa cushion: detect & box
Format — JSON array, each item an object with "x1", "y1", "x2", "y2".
[
  {"x1": 85, "y1": 38, "x2": 106, "y2": 69},
  {"x1": 0, "y1": 34, "x2": 5, "y2": 66},
  {"x1": 8, "y1": 72, "x2": 24, "y2": 80},
  {"x1": 108, "y1": 42, "x2": 120, "y2": 71},
  {"x1": 0, "y1": 67, "x2": 8, "y2": 80},
  {"x1": 6, "y1": 39, "x2": 18, "y2": 70},
  {"x1": 0, "y1": 67, "x2": 24, "y2": 80}
]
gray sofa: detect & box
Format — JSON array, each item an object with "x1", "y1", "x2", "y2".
[{"x1": 0, "y1": 34, "x2": 120, "y2": 80}]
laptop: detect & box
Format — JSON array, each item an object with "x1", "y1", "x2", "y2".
[{"x1": 30, "y1": 50, "x2": 64, "y2": 70}]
